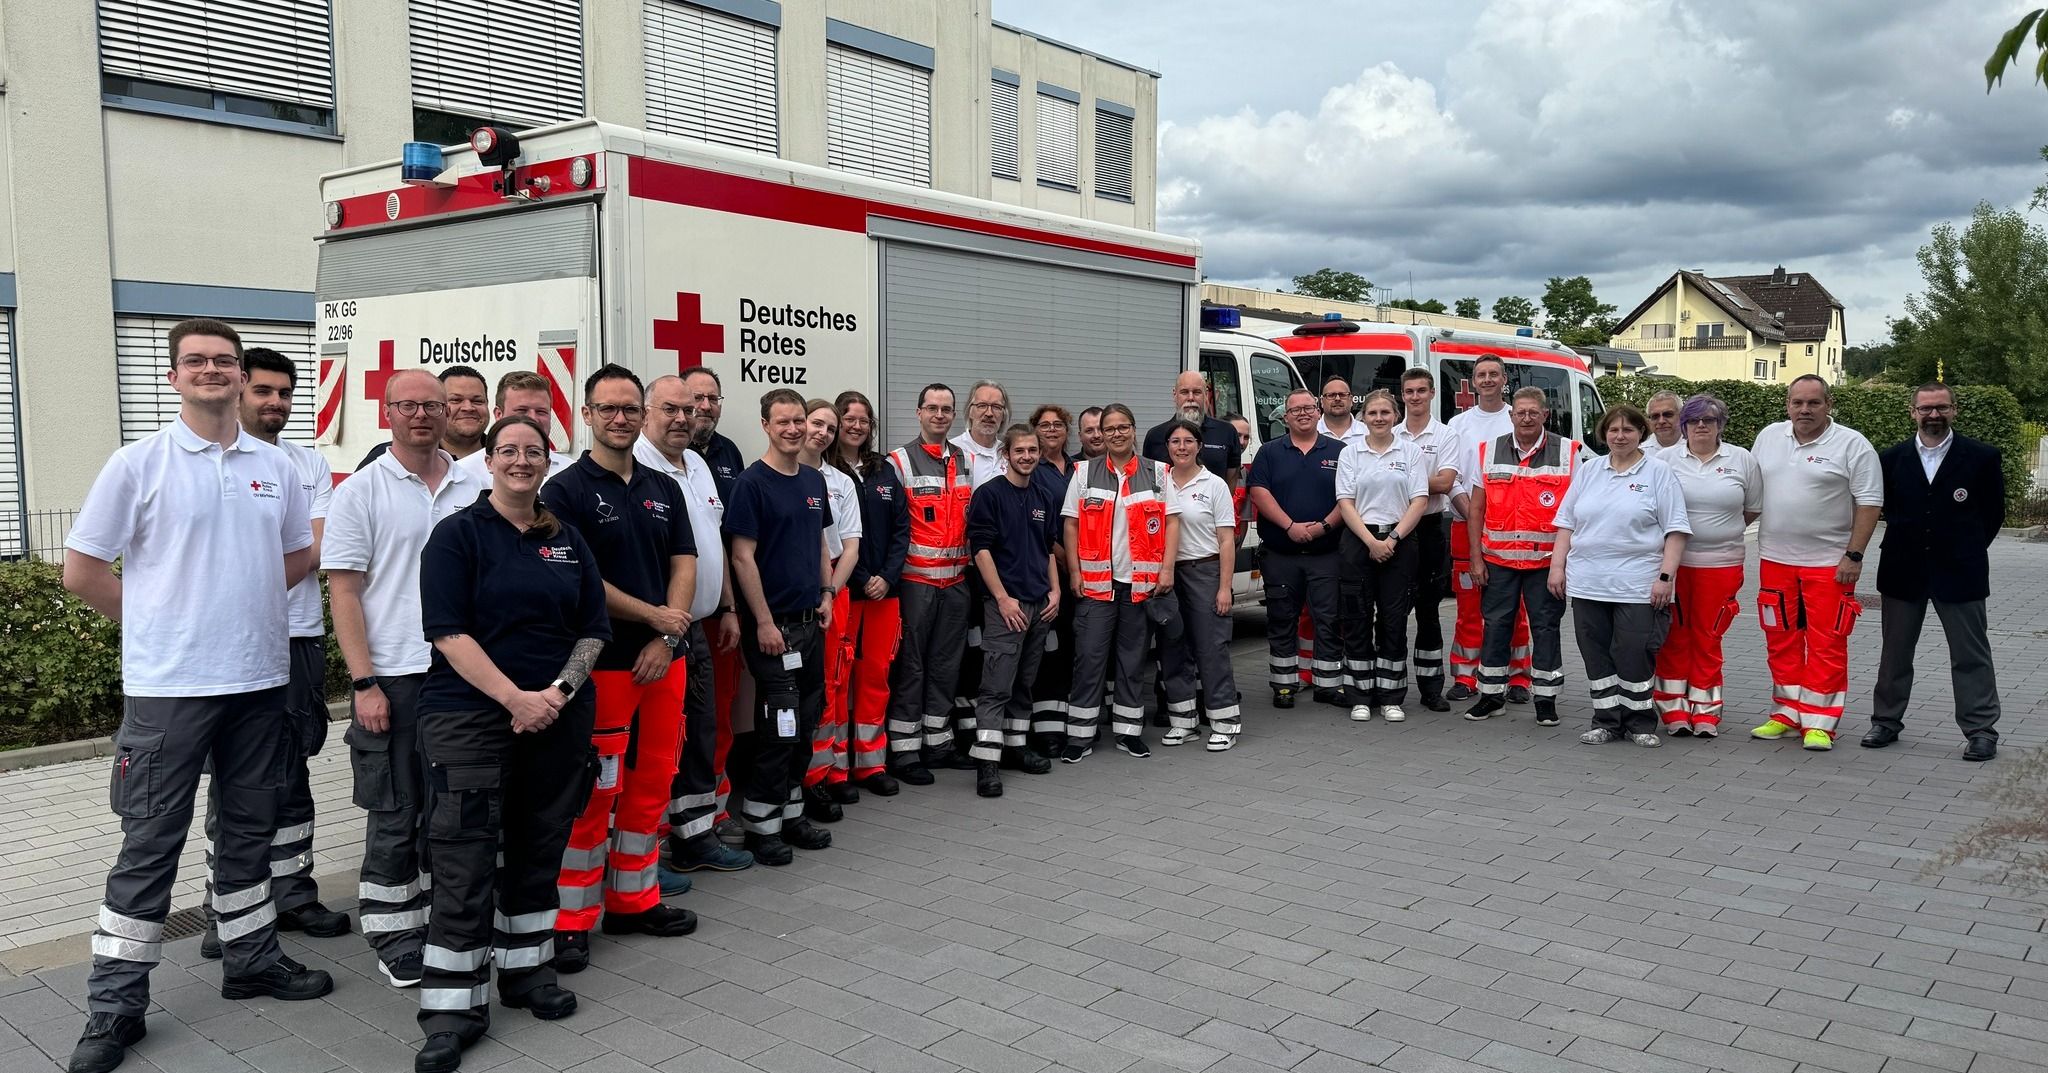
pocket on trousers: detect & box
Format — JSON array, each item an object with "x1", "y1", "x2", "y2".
[
  {"x1": 109, "y1": 726, "x2": 166, "y2": 819},
  {"x1": 1647, "y1": 606, "x2": 1674, "y2": 655},
  {"x1": 1710, "y1": 597, "x2": 1741, "y2": 638},
  {"x1": 763, "y1": 691, "x2": 801, "y2": 742},
  {"x1": 1833, "y1": 595, "x2": 1864, "y2": 636},
  {"x1": 344, "y1": 723, "x2": 402, "y2": 811},
  {"x1": 1755, "y1": 588, "x2": 1793, "y2": 634},
  {"x1": 427, "y1": 763, "x2": 501, "y2": 840},
  {"x1": 298, "y1": 707, "x2": 329, "y2": 759}
]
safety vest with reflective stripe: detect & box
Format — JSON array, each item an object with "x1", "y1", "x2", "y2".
[
  {"x1": 888, "y1": 440, "x2": 973, "y2": 587},
  {"x1": 1074, "y1": 454, "x2": 1169, "y2": 603},
  {"x1": 1478, "y1": 432, "x2": 1578, "y2": 569}
]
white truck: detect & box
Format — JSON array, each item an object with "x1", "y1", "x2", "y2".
[{"x1": 311, "y1": 120, "x2": 1203, "y2": 467}]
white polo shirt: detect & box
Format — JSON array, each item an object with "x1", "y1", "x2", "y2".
[
  {"x1": 1752, "y1": 420, "x2": 1883, "y2": 567},
  {"x1": 1315, "y1": 416, "x2": 1367, "y2": 450},
  {"x1": 1445, "y1": 403, "x2": 1513, "y2": 517},
  {"x1": 453, "y1": 445, "x2": 575, "y2": 489},
  {"x1": 950, "y1": 431, "x2": 1005, "y2": 488},
  {"x1": 635, "y1": 437, "x2": 725, "y2": 622},
  {"x1": 1641, "y1": 437, "x2": 1682, "y2": 462},
  {"x1": 1168, "y1": 467, "x2": 1234, "y2": 561},
  {"x1": 816, "y1": 462, "x2": 865, "y2": 562},
  {"x1": 279, "y1": 439, "x2": 333, "y2": 638},
  {"x1": 1552, "y1": 453, "x2": 1691, "y2": 603},
  {"x1": 1061, "y1": 456, "x2": 1184, "y2": 583},
  {"x1": 1395, "y1": 417, "x2": 1460, "y2": 516},
  {"x1": 68, "y1": 418, "x2": 314, "y2": 697},
  {"x1": 1335, "y1": 438, "x2": 1429, "y2": 526},
  {"x1": 322, "y1": 449, "x2": 480, "y2": 676},
  {"x1": 1663, "y1": 444, "x2": 1764, "y2": 568}
]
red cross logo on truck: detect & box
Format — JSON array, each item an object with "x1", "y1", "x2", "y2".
[
  {"x1": 1454, "y1": 378, "x2": 1476, "y2": 412},
  {"x1": 364, "y1": 339, "x2": 401, "y2": 429},
  {"x1": 653, "y1": 292, "x2": 724, "y2": 372}
]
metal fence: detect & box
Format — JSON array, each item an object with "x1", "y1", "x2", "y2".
[{"x1": 1, "y1": 509, "x2": 78, "y2": 564}]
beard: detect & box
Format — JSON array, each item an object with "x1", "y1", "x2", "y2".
[{"x1": 1178, "y1": 405, "x2": 1205, "y2": 422}]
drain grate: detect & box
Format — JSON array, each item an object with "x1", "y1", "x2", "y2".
[{"x1": 160, "y1": 906, "x2": 209, "y2": 941}]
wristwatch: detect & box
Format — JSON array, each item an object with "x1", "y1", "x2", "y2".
[
  {"x1": 662, "y1": 634, "x2": 682, "y2": 650},
  {"x1": 717, "y1": 605, "x2": 736, "y2": 616},
  {"x1": 550, "y1": 677, "x2": 577, "y2": 699},
  {"x1": 1657, "y1": 572, "x2": 1673, "y2": 582},
  {"x1": 1845, "y1": 550, "x2": 1865, "y2": 563},
  {"x1": 351, "y1": 676, "x2": 377, "y2": 693}
]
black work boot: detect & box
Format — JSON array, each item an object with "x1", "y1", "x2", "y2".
[
  {"x1": 976, "y1": 761, "x2": 1004, "y2": 798},
  {"x1": 1001, "y1": 746, "x2": 1052, "y2": 774},
  {"x1": 1418, "y1": 680, "x2": 1450, "y2": 712},
  {"x1": 785, "y1": 818, "x2": 833, "y2": 851},
  {"x1": 221, "y1": 955, "x2": 334, "y2": 1001},
  {"x1": 802, "y1": 785, "x2": 843, "y2": 823},
  {"x1": 68, "y1": 1012, "x2": 146, "y2": 1073},
  {"x1": 278, "y1": 901, "x2": 353, "y2": 938}
]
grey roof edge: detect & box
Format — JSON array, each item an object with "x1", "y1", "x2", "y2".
[{"x1": 991, "y1": 19, "x2": 1162, "y2": 78}]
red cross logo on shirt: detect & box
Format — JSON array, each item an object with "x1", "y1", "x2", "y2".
[
  {"x1": 363, "y1": 339, "x2": 401, "y2": 429},
  {"x1": 653, "y1": 292, "x2": 724, "y2": 372},
  {"x1": 1454, "y1": 378, "x2": 1477, "y2": 411},
  {"x1": 250, "y1": 481, "x2": 261, "y2": 492}
]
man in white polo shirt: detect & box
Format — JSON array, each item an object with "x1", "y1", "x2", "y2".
[
  {"x1": 452, "y1": 369, "x2": 575, "y2": 487},
  {"x1": 1396, "y1": 368, "x2": 1461, "y2": 711},
  {"x1": 64, "y1": 319, "x2": 332, "y2": 1073},
  {"x1": 326, "y1": 369, "x2": 480, "y2": 989},
  {"x1": 1749, "y1": 374, "x2": 1882, "y2": 751}
]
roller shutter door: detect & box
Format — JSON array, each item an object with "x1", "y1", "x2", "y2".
[
  {"x1": 115, "y1": 317, "x2": 317, "y2": 445},
  {"x1": 878, "y1": 241, "x2": 1187, "y2": 449}
]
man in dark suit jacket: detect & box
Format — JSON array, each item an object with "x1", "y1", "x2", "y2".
[{"x1": 1864, "y1": 383, "x2": 2007, "y2": 761}]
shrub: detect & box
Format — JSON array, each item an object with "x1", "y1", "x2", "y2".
[{"x1": 0, "y1": 560, "x2": 125, "y2": 749}]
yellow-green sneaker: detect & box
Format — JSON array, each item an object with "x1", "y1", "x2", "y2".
[
  {"x1": 1802, "y1": 730, "x2": 1833, "y2": 751},
  {"x1": 1750, "y1": 721, "x2": 1794, "y2": 740}
]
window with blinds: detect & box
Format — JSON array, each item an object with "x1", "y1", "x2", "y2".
[
  {"x1": 115, "y1": 318, "x2": 318, "y2": 445},
  {"x1": 991, "y1": 76, "x2": 1020, "y2": 180},
  {"x1": 410, "y1": 0, "x2": 585, "y2": 128},
  {"x1": 644, "y1": 1, "x2": 779, "y2": 155},
  {"x1": 825, "y1": 45, "x2": 931, "y2": 187},
  {"x1": 1035, "y1": 92, "x2": 1080, "y2": 190},
  {"x1": 1095, "y1": 107, "x2": 1135, "y2": 202},
  {"x1": 97, "y1": 0, "x2": 335, "y2": 130}
]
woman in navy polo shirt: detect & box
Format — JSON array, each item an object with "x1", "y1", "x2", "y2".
[
  {"x1": 412, "y1": 416, "x2": 611, "y2": 1073},
  {"x1": 1028, "y1": 404, "x2": 1079, "y2": 755}
]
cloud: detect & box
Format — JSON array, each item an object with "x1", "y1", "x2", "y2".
[{"x1": 1152, "y1": 0, "x2": 2046, "y2": 340}]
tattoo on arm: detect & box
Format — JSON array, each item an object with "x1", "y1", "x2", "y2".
[{"x1": 556, "y1": 637, "x2": 603, "y2": 692}]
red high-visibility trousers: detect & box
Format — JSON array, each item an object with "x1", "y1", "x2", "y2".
[
  {"x1": 1449, "y1": 521, "x2": 1530, "y2": 691},
  {"x1": 845, "y1": 596, "x2": 901, "y2": 778},
  {"x1": 712, "y1": 644, "x2": 739, "y2": 823},
  {"x1": 1756, "y1": 559, "x2": 1862, "y2": 738},
  {"x1": 1651, "y1": 565, "x2": 1744, "y2": 732},
  {"x1": 560, "y1": 659, "x2": 687, "y2": 927},
  {"x1": 807, "y1": 589, "x2": 855, "y2": 788}
]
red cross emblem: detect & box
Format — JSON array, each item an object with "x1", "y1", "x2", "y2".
[
  {"x1": 1454, "y1": 378, "x2": 1477, "y2": 412},
  {"x1": 539, "y1": 547, "x2": 553, "y2": 558},
  {"x1": 363, "y1": 339, "x2": 401, "y2": 429},
  {"x1": 653, "y1": 292, "x2": 724, "y2": 372},
  {"x1": 250, "y1": 481, "x2": 261, "y2": 491}
]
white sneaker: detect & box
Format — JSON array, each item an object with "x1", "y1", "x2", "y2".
[
  {"x1": 1160, "y1": 728, "x2": 1194, "y2": 747},
  {"x1": 1382, "y1": 705, "x2": 1406, "y2": 723},
  {"x1": 1693, "y1": 722, "x2": 1719, "y2": 738},
  {"x1": 1630, "y1": 733, "x2": 1663, "y2": 748},
  {"x1": 1205, "y1": 732, "x2": 1235, "y2": 752},
  {"x1": 1349, "y1": 704, "x2": 1373, "y2": 722},
  {"x1": 1579, "y1": 728, "x2": 1616, "y2": 744}
]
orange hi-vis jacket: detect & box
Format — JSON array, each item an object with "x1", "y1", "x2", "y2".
[
  {"x1": 1074, "y1": 454, "x2": 1169, "y2": 603},
  {"x1": 888, "y1": 439, "x2": 973, "y2": 588},
  {"x1": 1477, "y1": 431, "x2": 1579, "y2": 570}
]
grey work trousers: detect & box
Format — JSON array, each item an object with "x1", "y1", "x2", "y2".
[
  {"x1": 1262, "y1": 550, "x2": 1341, "y2": 692},
  {"x1": 204, "y1": 637, "x2": 326, "y2": 919},
  {"x1": 1479, "y1": 565, "x2": 1566, "y2": 699},
  {"x1": 1069, "y1": 583, "x2": 1155, "y2": 741},
  {"x1": 88, "y1": 688, "x2": 289, "y2": 1015},
  {"x1": 668, "y1": 621, "x2": 722, "y2": 846},
  {"x1": 972, "y1": 597, "x2": 1051, "y2": 760},
  {"x1": 1159, "y1": 558, "x2": 1243, "y2": 732},
  {"x1": 348, "y1": 673, "x2": 432, "y2": 969},
  {"x1": 1871, "y1": 596, "x2": 2003, "y2": 742},
  {"x1": 1573, "y1": 599, "x2": 1670, "y2": 736},
  {"x1": 886, "y1": 580, "x2": 970, "y2": 757}
]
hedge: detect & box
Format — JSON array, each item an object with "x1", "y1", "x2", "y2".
[
  {"x1": 1595, "y1": 376, "x2": 2034, "y2": 513},
  {"x1": 0, "y1": 563, "x2": 349, "y2": 752}
]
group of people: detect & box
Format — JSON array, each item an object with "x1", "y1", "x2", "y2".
[{"x1": 56, "y1": 320, "x2": 2010, "y2": 1073}]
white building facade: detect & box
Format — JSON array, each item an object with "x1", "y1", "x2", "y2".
[{"x1": 0, "y1": 0, "x2": 1160, "y2": 548}]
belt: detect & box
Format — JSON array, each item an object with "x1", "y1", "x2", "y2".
[
  {"x1": 1367, "y1": 523, "x2": 1398, "y2": 538},
  {"x1": 769, "y1": 608, "x2": 818, "y2": 626},
  {"x1": 1180, "y1": 554, "x2": 1220, "y2": 566}
]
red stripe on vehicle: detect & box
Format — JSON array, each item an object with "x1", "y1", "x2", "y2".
[
  {"x1": 1274, "y1": 333, "x2": 1415, "y2": 353},
  {"x1": 1429, "y1": 339, "x2": 1588, "y2": 373}
]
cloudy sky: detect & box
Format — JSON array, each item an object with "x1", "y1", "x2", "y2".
[{"x1": 998, "y1": 0, "x2": 2047, "y2": 344}]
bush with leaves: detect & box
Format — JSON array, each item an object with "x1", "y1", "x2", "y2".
[
  {"x1": 0, "y1": 560, "x2": 125, "y2": 749},
  {"x1": 1596, "y1": 375, "x2": 2033, "y2": 513}
]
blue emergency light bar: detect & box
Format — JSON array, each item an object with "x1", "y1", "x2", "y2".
[
  {"x1": 401, "y1": 142, "x2": 445, "y2": 185},
  {"x1": 1200, "y1": 307, "x2": 1242, "y2": 331},
  {"x1": 1515, "y1": 327, "x2": 1534, "y2": 337}
]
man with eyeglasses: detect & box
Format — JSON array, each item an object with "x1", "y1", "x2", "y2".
[
  {"x1": 453, "y1": 370, "x2": 576, "y2": 487},
  {"x1": 194, "y1": 348, "x2": 352, "y2": 959},
  {"x1": 636, "y1": 377, "x2": 755, "y2": 878},
  {"x1": 953, "y1": 381, "x2": 1011, "y2": 488},
  {"x1": 1143, "y1": 371, "x2": 1244, "y2": 484},
  {"x1": 540, "y1": 365, "x2": 701, "y2": 969},
  {"x1": 885, "y1": 384, "x2": 977, "y2": 784},
  {"x1": 683, "y1": 368, "x2": 747, "y2": 502},
  {"x1": 1315, "y1": 375, "x2": 1366, "y2": 449},
  {"x1": 1444, "y1": 355, "x2": 1530, "y2": 703},
  {"x1": 1867, "y1": 383, "x2": 2005, "y2": 761},
  {"x1": 1248, "y1": 389, "x2": 1346, "y2": 707},
  {"x1": 327, "y1": 369, "x2": 481, "y2": 990},
  {"x1": 65, "y1": 319, "x2": 328, "y2": 1073},
  {"x1": 356, "y1": 365, "x2": 489, "y2": 470},
  {"x1": 1642, "y1": 391, "x2": 1682, "y2": 459},
  {"x1": 681, "y1": 366, "x2": 748, "y2": 842}
]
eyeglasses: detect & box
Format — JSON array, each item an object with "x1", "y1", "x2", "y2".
[
  {"x1": 920, "y1": 405, "x2": 955, "y2": 415},
  {"x1": 1284, "y1": 405, "x2": 1318, "y2": 416},
  {"x1": 176, "y1": 355, "x2": 242, "y2": 371},
  {"x1": 654, "y1": 403, "x2": 697, "y2": 418},
  {"x1": 1100, "y1": 424, "x2": 1135, "y2": 435},
  {"x1": 1321, "y1": 391, "x2": 1350, "y2": 400},
  {"x1": 388, "y1": 400, "x2": 447, "y2": 416},
  {"x1": 693, "y1": 394, "x2": 724, "y2": 405},
  {"x1": 1913, "y1": 404, "x2": 1953, "y2": 415},
  {"x1": 1035, "y1": 420, "x2": 1066, "y2": 430},
  {"x1": 490, "y1": 446, "x2": 550, "y2": 463},
  {"x1": 1648, "y1": 411, "x2": 1678, "y2": 421},
  {"x1": 591, "y1": 403, "x2": 645, "y2": 420},
  {"x1": 970, "y1": 402, "x2": 1006, "y2": 413}
]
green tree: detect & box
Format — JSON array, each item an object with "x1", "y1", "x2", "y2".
[
  {"x1": 1454, "y1": 297, "x2": 1482, "y2": 318},
  {"x1": 1985, "y1": 8, "x2": 2047, "y2": 92},
  {"x1": 1388, "y1": 298, "x2": 1447, "y2": 313},
  {"x1": 1842, "y1": 342, "x2": 1897, "y2": 381},
  {"x1": 1288, "y1": 268, "x2": 1374, "y2": 304},
  {"x1": 1491, "y1": 295, "x2": 1536, "y2": 325},
  {"x1": 1540, "y1": 275, "x2": 1620, "y2": 347},
  {"x1": 1899, "y1": 202, "x2": 2048, "y2": 419}
]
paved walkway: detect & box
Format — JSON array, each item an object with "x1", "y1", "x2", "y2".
[{"x1": 1, "y1": 535, "x2": 2044, "y2": 1073}]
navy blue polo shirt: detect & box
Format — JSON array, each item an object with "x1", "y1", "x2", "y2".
[
  {"x1": 418, "y1": 491, "x2": 611, "y2": 714},
  {"x1": 699, "y1": 432, "x2": 746, "y2": 504},
  {"x1": 539, "y1": 453, "x2": 697, "y2": 670},
  {"x1": 848, "y1": 461, "x2": 911, "y2": 596},
  {"x1": 967, "y1": 474, "x2": 1062, "y2": 604},
  {"x1": 1143, "y1": 414, "x2": 1243, "y2": 481},
  {"x1": 1249, "y1": 434, "x2": 1345, "y2": 555},
  {"x1": 723, "y1": 460, "x2": 831, "y2": 616}
]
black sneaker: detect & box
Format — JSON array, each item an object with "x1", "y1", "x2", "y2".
[
  {"x1": 415, "y1": 1031, "x2": 465, "y2": 1073},
  {"x1": 277, "y1": 901, "x2": 353, "y2": 938},
  {"x1": 1446, "y1": 682, "x2": 1476, "y2": 702},
  {"x1": 826, "y1": 781, "x2": 860, "y2": 804},
  {"x1": 1001, "y1": 747, "x2": 1052, "y2": 774},
  {"x1": 1534, "y1": 703, "x2": 1560, "y2": 727},
  {"x1": 1313, "y1": 687, "x2": 1344, "y2": 706},
  {"x1": 378, "y1": 950, "x2": 424, "y2": 989},
  {"x1": 1115, "y1": 736, "x2": 1152, "y2": 759},
  {"x1": 199, "y1": 923, "x2": 221, "y2": 961},
  {"x1": 68, "y1": 1012, "x2": 146, "y2": 1073},
  {"x1": 745, "y1": 833, "x2": 794, "y2": 867},
  {"x1": 858, "y1": 771, "x2": 901, "y2": 796},
  {"x1": 1059, "y1": 742, "x2": 1092, "y2": 764},
  {"x1": 802, "y1": 786, "x2": 843, "y2": 823},
  {"x1": 1506, "y1": 685, "x2": 1531, "y2": 704},
  {"x1": 221, "y1": 955, "x2": 333, "y2": 1001},
  {"x1": 500, "y1": 983, "x2": 578, "y2": 1021},
  {"x1": 1273, "y1": 687, "x2": 1296, "y2": 709},
  {"x1": 890, "y1": 760, "x2": 934, "y2": 786},
  {"x1": 976, "y1": 761, "x2": 1003, "y2": 798},
  {"x1": 553, "y1": 931, "x2": 590, "y2": 973},
  {"x1": 600, "y1": 904, "x2": 697, "y2": 938},
  {"x1": 1463, "y1": 697, "x2": 1505, "y2": 722},
  {"x1": 784, "y1": 818, "x2": 833, "y2": 851}
]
